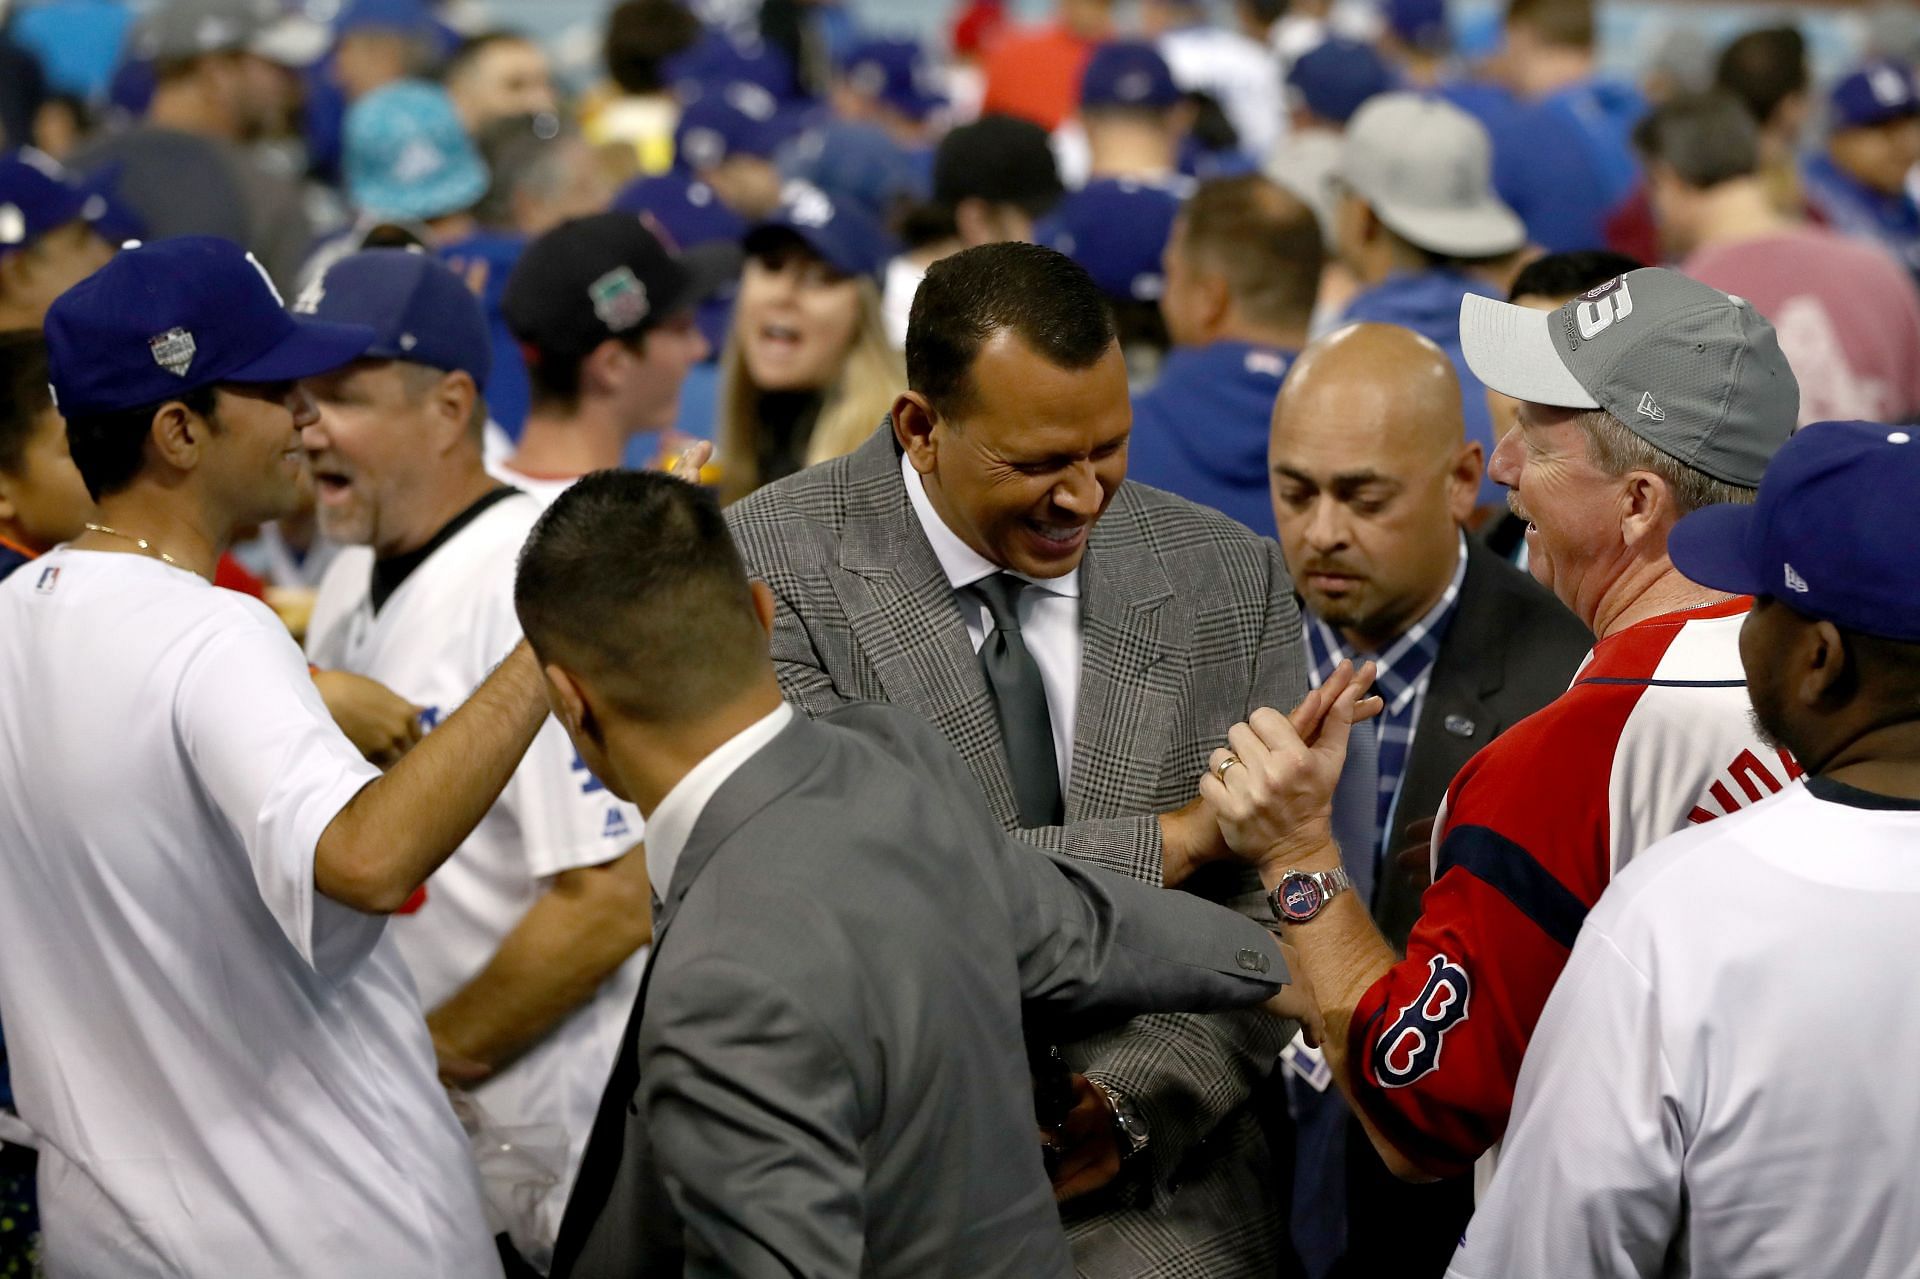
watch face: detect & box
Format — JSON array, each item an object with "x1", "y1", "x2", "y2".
[{"x1": 1280, "y1": 874, "x2": 1324, "y2": 921}]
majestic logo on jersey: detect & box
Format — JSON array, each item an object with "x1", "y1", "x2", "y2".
[
  {"x1": 34, "y1": 565, "x2": 58, "y2": 594},
  {"x1": 149, "y1": 327, "x2": 196, "y2": 377},
  {"x1": 603, "y1": 808, "x2": 631, "y2": 840},
  {"x1": 1572, "y1": 277, "x2": 1635, "y2": 342},
  {"x1": 1374, "y1": 954, "x2": 1471, "y2": 1089}
]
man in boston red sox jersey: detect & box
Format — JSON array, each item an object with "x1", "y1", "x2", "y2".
[{"x1": 299, "y1": 249, "x2": 651, "y2": 1269}]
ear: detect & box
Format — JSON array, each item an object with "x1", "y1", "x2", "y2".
[
  {"x1": 1798, "y1": 619, "x2": 1851, "y2": 708},
  {"x1": 579, "y1": 337, "x2": 630, "y2": 397},
  {"x1": 0, "y1": 467, "x2": 20, "y2": 525},
  {"x1": 749, "y1": 578, "x2": 776, "y2": 638},
  {"x1": 891, "y1": 390, "x2": 942, "y2": 475},
  {"x1": 1618, "y1": 470, "x2": 1675, "y2": 552},
  {"x1": 1447, "y1": 440, "x2": 1484, "y2": 524},
  {"x1": 1197, "y1": 267, "x2": 1234, "y2": 332},
  {"x1": 430, "y1": 370, "x2": 479, "y2": 453},
  {"x1": 148, "y1": 399, "x2": 208, "y2": 474},
  {"x1": 542, "y1": 660, "x2": 596, "y2": 742}
]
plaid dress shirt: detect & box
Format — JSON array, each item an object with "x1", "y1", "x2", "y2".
[{"x1": 1303, "y1": 535, "x2": 1468, "y2": 861}]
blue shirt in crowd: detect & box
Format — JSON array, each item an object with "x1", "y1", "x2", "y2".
[
  {"x1": 1341, "y1": 270, "x2": 1504, "y2": 506},
  {"x1": 436, "y1": 230, "x2": 531, "y2": 440},
  {"x1": 1127, "y1": 340, "x2": 1296, "y2": 539},
  {"x1": 1801, "y1": 152, "x2": 1920, "y2": 284},
  {"x1": 1492, "y1": 78, "x2": 1644, "y2": 253}
]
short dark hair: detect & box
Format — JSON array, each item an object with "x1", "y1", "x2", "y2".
[
  {"x1": 65, "y1": 386, "x2": 218, "y2": 503},
  {"x1": 515, "y1": 469, "x2": 765, "y2": 723},
  {"x1": 1714, "y1": 26, "x2": 1808, "y2": 129},
  {"x1": 473, "y1": 111, "x2": 580, "y2": 230},
  {"x1": 604, "y1": 0, "x2": 701, "y2": 95},
  {"x1": 1633, "y1": 91, "x2": 1761, "y2": 189},
  {"x1": 1178, "y1": 175, "x2": 1323, "y2": 332},
  {"x1": 905, "y1": 242, "x2": 1115, "y2": 418},
  {"x1": 443, "y1": 29, "x2": 537, "y2": 83},
  {"x1": 1507, "y1": 249, "x2": 1645, "y2": 301},
  {"x1": 0, "y1": 331, "x2": 54, "y2": 477},
  {"x1": 1505, "y1": 0, "x2": 1594, "y2": 49}
]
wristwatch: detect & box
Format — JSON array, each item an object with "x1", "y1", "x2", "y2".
[
  {"x1": 1086, "y1": 1076, "x2": 1149, "y2": 1165},
  {"x1": 1268, "y1": 866, "x2": 1353, "y2": 924}
]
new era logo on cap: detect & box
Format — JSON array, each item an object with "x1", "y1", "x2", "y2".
[
  {"x1": 1637, "y1": 392, "x2": 1666, "y2": 422},
  {"x1": 1784, "y1": 563, "x2": 1809, "y2": 593}
]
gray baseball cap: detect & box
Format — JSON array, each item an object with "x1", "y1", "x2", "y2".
[
  {"x1": 1460, "y1": 267, "x2": 1798, "y2": 488},
  {"x1": 130, "y1": 0, "x2": 273, "y2": 62},
  {"x1": 1338, "y1": 93, "x2": 1526, "y2": 259}
]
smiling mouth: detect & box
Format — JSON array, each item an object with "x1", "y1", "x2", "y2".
[{"x1": 1026, "y1": 520, "x2": 1087, "y2": 551}]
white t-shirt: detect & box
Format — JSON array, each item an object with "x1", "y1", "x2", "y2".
[
  {"x1": 306, "y1": 491, "x2": 646, "y2": 1263},
  {"x1": 0, "y1": 549, "x2": 499, "y2": 1278},
  {"x1": 1449, "y1": 779, "x2": 1920, "y2": 1279},
  {"x1": 1158, "y1": 24, "x2": 1286, "y2": 160},
  {"x1": 485, "y1": 460, "x2": 579, "y2": 506}
]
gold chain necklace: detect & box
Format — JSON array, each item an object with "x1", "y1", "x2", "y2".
[{"x1": 83, "y1": 522, "x2": 178, "y2": 566}]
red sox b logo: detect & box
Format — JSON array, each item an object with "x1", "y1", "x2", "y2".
[{"x1": 1374, "y1": 954, "x2": 1472, "y2": 1088}]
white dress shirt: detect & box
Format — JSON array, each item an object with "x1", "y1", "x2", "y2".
[
  {"x1": 901, "y1": 451, "x2": 1082, "y2": 795},
  {"x1": 645, "y1": 702, "x2": 797, "y2": 898}
]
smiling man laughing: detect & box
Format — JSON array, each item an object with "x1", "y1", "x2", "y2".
[{"x1": 726, "y1": 240, "x2": 1309, "y2": 1277}]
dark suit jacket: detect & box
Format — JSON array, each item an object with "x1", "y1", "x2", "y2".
[
  {"x1": 550, "y1": 703, "x2": 1289, "y2": 1279},
  {"x1": 726, "y1": 427, "x2": 1306, "y2": 1274},
  {"x1": 1370, "y1": 536, "x2": 1593, "y2": 951}
]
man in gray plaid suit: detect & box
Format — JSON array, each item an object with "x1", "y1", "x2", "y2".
[{"x1": 726, "y1": 242, "x2": 1304, "y2": 1275}]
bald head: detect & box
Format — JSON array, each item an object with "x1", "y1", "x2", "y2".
[{"x1": 1269, "y1": 322, "x2": 1483, "y2": 650}]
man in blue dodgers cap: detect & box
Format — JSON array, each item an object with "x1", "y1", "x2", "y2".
[
  {"x1": 1036, "y1": 175, "x2": 1187, "y2": 375},
  {"x1": 1073, "y1": 39, "x2": 1190, "y2": 188},
  {"x1": 830, "y1": 36, "x2": 948, "y2": 151},
  {"x1": 1802, "y1": 60, "x2": 1920, "y2": 284},
  {"x1": 0, "y1": 149, "x2": 117, "y2": 331},
  {"x1": 1451, "y1": 419, "x2": 1920, "y2": 1279},
  {"x1": 0, "y1": 236, "x2": 581, "y2": 1277},
  {"x1": 297, "y1": 248, "x2": 652, "y2": 1271}
]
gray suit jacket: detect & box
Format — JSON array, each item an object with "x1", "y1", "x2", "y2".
[
  {"x1": 726, "y1": 427, "x2": 1305, "y2": 1275},
  {"x1": 554, "y1": 703, "x2": 1289, "y2": 1278}
]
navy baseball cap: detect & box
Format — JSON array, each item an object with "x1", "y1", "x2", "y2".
[
  {"x1": 1830, "y1": 61, "x2": 1920, "y2": 131},
  {"x1": 1670, "y1": 420, "x2": 1920, "y2": 641},
  {"x1": 1035, "y1": 178, "x2": 1185, "y2": 302},
  {"x1": 780, "y1": 120, "x2": 928, "y2": 223},
  {"x1": 665, "y1": 28, "x2": 800, "y2": 104},
  {"x1": 837, "y1": 37, "x2": 947, "y2": 121},
  {"x1": 0, "y1": 149, "x2": 103, "y2": 258},
  {"x1": 744, "y1": 184, "x2": 893, "y2": 281},
  {"x1": 44, "y1": 236, "x2": 375, "y2": 416},
  {"x1": 613, "y1": 171, "x2": 749, "y2": 249},
  {"x1": 674, "y1": 81, "x2": 785, "y2": 170},
  {"x1": 1385, "y1": 0, "x2": 1451, "y2": 51},
  {"x1": 294, "y1": 248, "x2": 491, "y2": 389},
  {"x1": 1081, "y1": 41, "x2": 1181, "y2": 112},
  {"x1": 1289, "y1": 38, "x2": 1398, "y2": 125}
]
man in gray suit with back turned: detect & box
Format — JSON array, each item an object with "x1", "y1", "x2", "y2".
[
  {"x1": 727, "y1": 242, "x2": 1306, "y2": 1274},
  {"x1": 526, "y1": 471, "x2": 1324, "y2": 1276}
]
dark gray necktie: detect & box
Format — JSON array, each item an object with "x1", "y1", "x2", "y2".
[{"x1": 971, "y1": 573, "x2": 1064, "y2": 829}]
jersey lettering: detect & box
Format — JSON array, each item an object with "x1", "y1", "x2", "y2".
[
  {"x1": 418, "y1": 705, "x2": 442, "y2": 732},
  {"x1": 1686, "y1": 747, "x2": 1802, "y2": 823},
  {"x1": 1376, "y1": 954, "x2": 1472, "y2": 1089},
  {"x1": 572, "y1": 750, "x2": 606, "y2": 795}
]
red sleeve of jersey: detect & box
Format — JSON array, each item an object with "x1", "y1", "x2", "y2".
[{"x1": 1344, "y1": 682, "x2": 1640, "y2": 1177}]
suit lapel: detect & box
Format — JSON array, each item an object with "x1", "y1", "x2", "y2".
[
  {"x1": 831, "y1": 432, "x2": 1022, "y2": 821},
  {"x1": 1070, "y1": 486, "x2": 1178, "y2": 821}
]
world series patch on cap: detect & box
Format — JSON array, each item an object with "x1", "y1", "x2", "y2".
[{"x1": 44, "y1": 236, "x2": 375, "y2": 417}]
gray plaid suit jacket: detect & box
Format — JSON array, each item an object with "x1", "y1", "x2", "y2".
[{"x1": 726, "y1": 425, "x2": 1307, "y2": 1277}]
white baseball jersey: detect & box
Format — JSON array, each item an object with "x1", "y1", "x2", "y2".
[
  {"x1": 485, "y1": 459, "x2": 578, "y2": 506},
  {"x1": 0, "y1": 550, "x2": 499, "y2": 1277},
  {"x1": 307, "y1": 489, "x2": 645, "y2": 1263},
  {"x1": 1449, "y1": 777, "x2": 1920, "y2": 1278}
]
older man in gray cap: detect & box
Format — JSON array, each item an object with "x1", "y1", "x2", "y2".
[{"x1": 1205, "y1": 267, "x2": 1801, "y2": 1190}]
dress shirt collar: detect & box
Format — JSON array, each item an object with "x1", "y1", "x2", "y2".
[
  {"x1": 644, "y1": 702, "x2": 795, "y2": 901},
  {"x1": 1304, "y1": 532, "x2": 1468, "y2": 715},
  {"x1": 900, "y1": 449, "x2": 1080, "y2": 599}
]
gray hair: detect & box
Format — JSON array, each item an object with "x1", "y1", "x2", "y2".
[{"x1": 1575, "y1": 409, "x2": 1755, "y2": 516}]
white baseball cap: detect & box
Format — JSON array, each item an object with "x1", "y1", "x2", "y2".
[{"x1": 1337, "y1": 93, "x2": 1527, "y2": 259}]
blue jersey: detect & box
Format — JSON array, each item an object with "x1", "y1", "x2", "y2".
[
  {"x1": 1492, "y1": 78, "x2": 1644, "y2": 253},
  {"x1": 1128, "y1": 340, "x2": 1296, "y2": 539},
  {"x1": 1342, "y1": 270, "x2": 1505, "y2": 506},
  {"x1": 1801, "y1": 153, "x2": 1920, "y2": 284},
  {"x1": 436, "y1": 231, "x2": 531, "y2": 440}
]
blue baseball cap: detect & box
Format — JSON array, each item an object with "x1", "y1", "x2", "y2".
[
  {"x1": 1829, "y1": 61, "x2": 1920, "y2": 131},
  {"x1": 613, "y1": 171, "x2": 749, "y2": 250},
  {"x1": 665, "y1": 29, "x2": 800, "y2": 104},
  {"x1": 1384, "y1": 0, "x2": 1450, "y2": 51},
  {"x1": 744, "y1": 184, "x2": 893, "y2": 281},
  {"x1": 336, "y1": 0, "x2": 437, "y2": 39},
  {"x1": 346, "y1": 80, "x2": 489, "y2": 222},
  {"x1": 674, "y1": 81, "x2": 786, "y2": 171},
  {"x1": 293, "y1": 248, "x2": 491, "y2": 389},
  {"x1": 1289, "y1": 38, "x2": 1398, "y2": 125},
  {"x1": 1035, "y1": 178, "x2": 1185, "y2": 302},
  {"x1": 1080, "y1": 41, "x2": 1181, "y2": 113},
  {"x1": 0, "y1": 149, "x2": 98, "y2": 257},
  {"x1": 780, "y1": 120, "x2": 928, "y2": 223},
  {"x1": 44, "y1": 236, "x2": 375, "y2": 416},
  {"x1": 837, "y1": 37, "x2": 947, "y2": 121},
  {"x1": 1670, "y1": 420, "x2": 1920, "y2": 642}
]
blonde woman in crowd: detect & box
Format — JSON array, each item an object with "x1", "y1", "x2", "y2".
[{"x1": 717, "y1": 189, "x2": 904, "y2": 502}]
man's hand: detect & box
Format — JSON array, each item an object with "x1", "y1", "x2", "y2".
[
  {"x1": 1158, "y1": 790, "x2": 1230, "y2": 887},
  {"x1": 431, "y1": 1027, "x2": 494, "y2": 1089},
  {"x1": 1264, "y1": 938, "x2": 1326, "y2": 1047},
  {"x1": 662, "y1": 439, "x2": 714, "y2": 482},
  {"x1": 1044, "y1": 1073, "x2": 1125, "y2": 1202},
  {"x1": 314, "y1": 669, "x2": 426, "y2": 768},
  {"x1": 1201, "y1": 661, "x2": 1381, "y2": 871}
]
